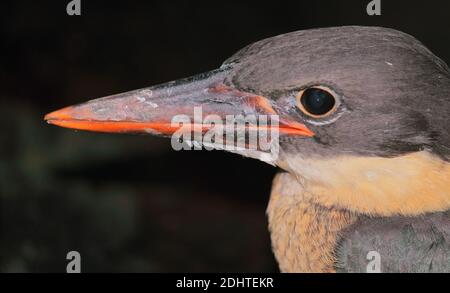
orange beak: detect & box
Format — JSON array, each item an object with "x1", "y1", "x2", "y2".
[{"x1": 44, "y1": 68, "x2": 314, "y2": 138}]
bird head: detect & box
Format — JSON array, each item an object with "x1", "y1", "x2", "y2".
[{"x1": 45, "y1": 26, "x2": 450, "y2": 216}]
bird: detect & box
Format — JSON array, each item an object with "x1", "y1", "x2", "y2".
[{"x1": 44, "y1": 26, "x2": 450, "y2": 273}]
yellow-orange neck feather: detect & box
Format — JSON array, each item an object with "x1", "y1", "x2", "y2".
[
  {"x1": 268, "y1": 151, "x2": 450, "y2": 272},
  {"x1": 278, "y1": 151, "x2": 450, "y2": 216},
  {"x1": 267, "y1": 173, "x2": 357, "y2": 272}
]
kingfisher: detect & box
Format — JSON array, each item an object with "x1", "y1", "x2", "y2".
[{"x1": 45, "y1": 26, "x2": 450, "y2": 273}]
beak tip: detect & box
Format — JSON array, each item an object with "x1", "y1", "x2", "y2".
[
  {"x1": 45, "y1": 119, "x2": 55, "y2": 126},
  {"x1": 44, "y1": 106, "x2": 76, "y2": 122},
  {"x1": 43, "y1": 113, "x2": 52, "y2": 122}
]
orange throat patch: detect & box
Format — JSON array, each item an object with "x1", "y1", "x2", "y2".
[{"x1": 277, "y1": 151, "x2": 450, "y2": 216}]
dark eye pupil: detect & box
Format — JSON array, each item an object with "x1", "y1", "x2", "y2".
[{"x1": 300, "y1": 88, "x2": 336, "y2": 116}]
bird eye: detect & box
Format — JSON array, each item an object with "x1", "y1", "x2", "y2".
[{"x1": 296, "y1": 86, "x2": 337, "y2": 118}]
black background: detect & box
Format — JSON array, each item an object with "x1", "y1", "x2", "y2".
[{"x1": 1, "y1": 0, "x2": 450, "y2": 272}]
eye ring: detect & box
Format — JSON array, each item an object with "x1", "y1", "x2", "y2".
[{"x1": 296, "y1": 86, "x2": 339, "y2": 118}]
